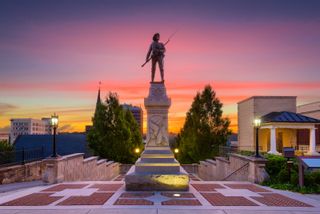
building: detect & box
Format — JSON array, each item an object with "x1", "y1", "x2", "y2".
[
  {"x1": 296, "y1": 101, "x2": 320, "y2": 153},
  {"x1": 122, "y1": 104, "x2": 143, "y2": 134},
  {"x1": 297, "y1": 101, "x2": 320, "y2": 119},
  {"x1": 238, "y1": 96, "x2": 320, "y2": 155},
  {"x1": 10, "y1": 118, "x2": 53, "y2": 144},
  {"x1": 14, "y1": 133, "x2": 91, "y2": 158},
  {"x1": 0, "y1": 133, "x2": 9, "y2": 141}
]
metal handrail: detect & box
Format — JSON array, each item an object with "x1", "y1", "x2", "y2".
[{"x1": 222, "y1": 162, "x2": 250, "y2": 181}]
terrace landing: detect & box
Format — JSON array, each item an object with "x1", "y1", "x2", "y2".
[{"x1": 0, "y1": 174, "x2": 319, "y2": 214}]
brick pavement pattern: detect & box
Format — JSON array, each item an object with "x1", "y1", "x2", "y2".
[
  {"x1": 225, "y1": 184, "x2": 271, "y2": 192},
  {"x1": 1, "y1": 193, "x2": 62, "y2": 206},
  {"x1": 191, "y1": 184, "x2": 225, "y2": 192},
  {"x1": 201, "y1": 193, "x2": 258, "y2": 206},
  {"x1": 41, "y1": 184, "x2": 88, "y2": 192},
  {"x1": 161, "y1": 192, "x2": 196, "y2": 198},
  {"x1": 120, "y1": 192, "x2": 154, "y2": 198},
  {"x1": 58, "y1": 192, "x2": 114, "y2": 205},
  {"x1": 251, "y1": 193, "x2": 313, "y2": 207},
  {"x1": 189, "y1": 174, "x2": 201, "y2": 181},
  {"x1": 162, "y1": 199, "x2": 202, "y2": 206},
  {"x1": 90, "y1": 183, "x2": 123, "y2": 192},
  {"x1": 114, "y1": 199, "x2": 154, "y2": 205}
]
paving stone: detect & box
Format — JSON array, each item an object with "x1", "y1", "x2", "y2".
[
  {"x1": 58, "y1": 192, "x2": 114, "y2": 205},
  {"x1": 201, "y1": 193, "x2": 258, "y2": 206},
  {"x1": 251, "y1": 193, "x2": 313, "y2": 207},
  {"x1": 90, "y1": 184, "x2": 123, "y2": 192},
  {"x1": 225, "y1": 184, "x2": 271, "y2": 192},
  {"x1": 158, "y1": 209, "x2": 225, "y2": 214},
  {"x1": 120, "y1": 192, "x2": 154, "y2": 198},
  {"x1": 0, "y1": 193, "x2": 62, "y2": 206},
  {"x1": 192, "y1": 184, "x2": 225, "y2": 192},
  {"x1": 114, "y1": 199, "x2": 154, "y2": 205},
  {"x1": 162, "y1": 199, "x2": 202, "y2": 206},
  {"x1": 224, "y1": 210, "x2": 292, "y2": 214},
  {"x1": 189, "y1": 174, "x2": 202, "y2": 181},
  {"x1": 41, "y1": 184, "x2": 88, "y2": 192},
  {"x1": 15, "y1": 210, "x2": 90, "y2": 214},
  {"x1": 161, "y1": 192, "x2": 195, "y2": 198},
  {"x1": 87, "y1": 208, "x2": 157, "y2": 214}
]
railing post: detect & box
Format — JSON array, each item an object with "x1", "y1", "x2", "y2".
[
  {"x1": 22, "y1": 147, "x2": 25, "y2": 165},
  {"x1": 41, "y1": 146, "x2": 44, "y2": 159}
]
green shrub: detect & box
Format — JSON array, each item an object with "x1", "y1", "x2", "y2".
[
  {"x1": 264, "y1": 154, "x2": 287, "y2": 179},
  {"x1": 263, "y1": 154, "x2": 320, "y2": 193}
]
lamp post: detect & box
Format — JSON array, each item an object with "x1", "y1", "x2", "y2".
[
  {"x1": 134, "y1": 148, "x2": 140, "y2": 154},
  {"x1": 51, "y1": 113, "x2": 59, "y2": 158},
  {"x1": 254, "y1": 118, "x2": 262, "y2": 158}
]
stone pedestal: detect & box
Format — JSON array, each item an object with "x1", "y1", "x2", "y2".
[{"x1": 125, "y1": 82, "x2": 189, "y2": 191}]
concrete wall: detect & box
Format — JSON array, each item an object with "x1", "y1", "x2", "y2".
[
  {"x1": 0, "y1": 153, "x2": 120, "y2": 185},
  {"x1": 238, "y1": 97, "x2": 254, "y2": 150},
  {"x1": 42, "y1": 153, "x2": 120, "y2": 184},
  {"x1": 198, "y1": 154, "x2": 269, "y2": 183},
  {"x1": 238, "y1": 96, "x2": 296, "y2": 151},
  {"x1": 119, "y1": 164, "x2": 133, "y2": 174},
  {"x1": 0, "y1": 161, "x2": 44, "y2": 184},
  {"x1": 181, "y1": 164, "x2": 199, "y2": 174},
  {"x1": 297, "y1": 101, "x2": 320, "y2": 119}
]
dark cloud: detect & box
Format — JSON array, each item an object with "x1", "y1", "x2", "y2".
[{"x1": 0, "y1": 103, "x2": 18, "y2": 114}]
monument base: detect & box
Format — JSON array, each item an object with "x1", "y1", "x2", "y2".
[
  {"x1": 125, "y1": 82, "x2": 189, "y2": 191},
  {"x1": 125, "y1": 147, "x2": 189, "y2": 191},
  {"x1": 125, "y1": 166, "x2": 189, "y2": 191}
]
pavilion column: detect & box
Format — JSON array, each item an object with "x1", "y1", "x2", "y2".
[
  {"x1": 306, "y1": 127, "x2": 319, "y2": 156},
  {"x1": 268, "y1": 127, "x2": 280, "y2": 155}
]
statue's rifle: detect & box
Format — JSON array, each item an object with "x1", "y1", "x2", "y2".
[{"x1": 141, "y1": 31, "x2": 177, "y2": 68}]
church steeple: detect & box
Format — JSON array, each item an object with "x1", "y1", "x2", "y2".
[{"x1": 96, "y1": 81, "x2": 102, "y2": 107}]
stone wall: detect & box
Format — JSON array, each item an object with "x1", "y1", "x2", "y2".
[
  {"x1": 198, "y1": 153, "x2": 269, "y2": 183},
  {"x1": 181, "y1": 164, "x2": 199, "y2": 174},
  {"x1": 119, "y1": 164, "x2": 133, "y2": 174},
  {"x1": 0, "y1": 161, "x2": 44, "y2": 184},
  {"x1": 0, "y1": 153, "x2": 120, "y2": 185},
  {"x1": 42, "y1": 153, "x2": 120, "y2": 184}
]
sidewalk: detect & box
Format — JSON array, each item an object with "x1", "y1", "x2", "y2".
[{"x1": 0, "y1": 176, "x2": 319, "y2": 214}]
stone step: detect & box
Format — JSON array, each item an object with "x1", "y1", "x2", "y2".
[
  {"x1": 135, "y1": 165, "x2": 180, "y2": 174},
  {"x1": 142, "y1": 150, "x2": 173, "y2": 155},
  {"x1": 141, "y1": 153, "x2": 174, "y2": 158},
  {"x1": 135, "y1": 161, "x2": 180, "y2": 174},
  {"x1": 140, "y1": 157, "x2": 175, "y2": 163}
]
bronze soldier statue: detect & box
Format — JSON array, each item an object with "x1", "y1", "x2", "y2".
[{"x1": 145, "y1": 33, "x2": 166, "y2": 82}]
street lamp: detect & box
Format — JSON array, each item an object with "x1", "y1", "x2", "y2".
[
  {"x1": 174, "y1": 148, "x2": 179, "y2": 154},
  {"x1": 51, "y1": 113, "x2": 59, "y2": 158},
  {"x1": 254, "y1": 118, "x2": 262, "y2": 158},
  {"x1": 134, "y1": 148, "x2": 140, "y2": 154}
]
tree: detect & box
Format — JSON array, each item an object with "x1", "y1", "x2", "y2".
[
  {"x1": 124, "y1": 109, "x2": 144, "y2": 155},
  {"x1": 87, "y1": 92, "x2": 143, "y2": 163},
  {"x1": 0, "y1": 140, "x2": 13, "y2": 152},
  {"x1": 0, "y1": 140, "x2": 14, "y2": 165},
  {"x1": 176, "y1": 85, "x2": 231, "y2": 163}
]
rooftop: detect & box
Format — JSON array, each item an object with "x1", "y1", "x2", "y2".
[{"x1": 261, "y1": 111, "x2": 320, "y2": 123}]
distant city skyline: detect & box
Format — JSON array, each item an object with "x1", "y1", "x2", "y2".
[{"x1": 1, "y1": 0, "x2": 320, "y2": 133}]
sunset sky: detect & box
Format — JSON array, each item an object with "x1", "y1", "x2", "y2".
[{"x1": 1, "y1": 0, "x2": 320, "y2": 134}]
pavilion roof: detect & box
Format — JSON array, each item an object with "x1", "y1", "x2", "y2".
[{"x1": 261, "y1": 111, "x2": 320, "y2": 123}]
